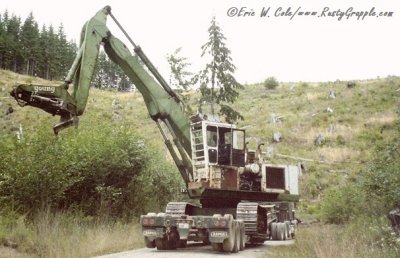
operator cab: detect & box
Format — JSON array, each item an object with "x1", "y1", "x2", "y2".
[
  {"x1": 190, "y1": 115, "x2": 245, "y2": 183},
  {"x1": 205, "y1": 125, "x2": 245, "y2": 167}
]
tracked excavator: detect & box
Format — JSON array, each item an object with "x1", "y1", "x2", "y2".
[{"x1": 10, "y1": 6, "x2": 300, "y2": 253}]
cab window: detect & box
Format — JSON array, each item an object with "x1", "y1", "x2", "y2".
[{"x1": 207, "y1": 126, "x2": 217, "y2": 147}]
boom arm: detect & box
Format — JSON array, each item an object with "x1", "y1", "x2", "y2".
[{"x1": 10, "y1": 6, "x2": 193, "y2": 185}]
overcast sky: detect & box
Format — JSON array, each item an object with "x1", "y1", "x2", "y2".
[{"x1": 2, "y1": 0, "x2": 400, "y2": 84}]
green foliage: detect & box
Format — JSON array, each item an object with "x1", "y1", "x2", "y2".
[
  {"x1": 93, "y1": 51, "x2": 133, "y2": 92},
  {"x1": 0, "y1": 122, "x2": 181, "y2": 218},
  {"x1": 0, "y1": 56, "x2": 399, "y2": 255},
  {"x1": 264, "y1": 76, "x2": 279, "y2": 90},
  {"x1": 336, "y1": 135, "x2": 346, "y2": 146},
  {"x1": 0, "y1": 210, "x2": 145, "y2": 257},
  {"x1": 167, "y1": 47, "x2": 195, "y2": 91},
  {"x1": 268, "y1": 217, "x2": 400, "y2": 258},
  {"x1": 199, "y1": 16, "x2": 243, "y2": 122},
  {"x1": 0, "y1": 10, "x2": 76, "y2": 80},
  {"x1": 166, "y1": 47, "x2": 195, "y2": 113},
  {"x1": 219, "y1": 104, "x2": 244, "y2": 123},
  {"x1": 362, "y1": 128, "x2": 400, "y2": 211},
  {"x1": 300, "y1": 82, "x2": 309, "y2": 88},
  {"x1": 318, "y1": 183, "x2": 366, "y2": 223},
  {"x1": 318, "y1": 116, "x2": 400, "y2": 222}
]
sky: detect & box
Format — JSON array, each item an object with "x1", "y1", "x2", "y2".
[{"x1": 1, "y1": 0, "x2": 400, "y2": 84}]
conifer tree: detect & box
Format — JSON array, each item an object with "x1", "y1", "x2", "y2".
[
  {"x1": 37, "y1": 24, "x2": 49, "y2": 78},
  {"x1": 93, "y1": 51, "x2": 108, "y2": 88},
  {"x1": 20, "y1": 12, "x2": 39, "y2": 75},
  {"x1": 0, "y1": 10, "x2": 77, "y2": 80},
  {"x1": 0, "y1": 12, "x2": 5, "y2": 68},
  {"x1": 5, "y1": 14, "x2": 22, "y2": 72},
  {"x1": 46, "y1": 25, "x2": 58, "y2": 80},
  {"x1": 199, "y1": 16, "x2": 243, "y2": 123}
]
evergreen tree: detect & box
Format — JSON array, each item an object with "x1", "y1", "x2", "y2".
[
  {"x1": 0, "y1": 10, "x2": 77, "y2": 80},
  {"x1": 92, "y1": 50, "x2": 133, "y2": 91},
  {"x1": 46, "y1": 25, "x2": 58, "y2": 80},
  {"x1": 0, "y1": 9, "x2": 133, "y2": 87},
  {"x1": 56, "y1": 24, "x2": 73, "y2": 79},
  {"x1": 0, "y1": 11, "x2": 9, "y2": 69},
  {"x1": 199, "y1": 16, "x2": 243, "y2": 123},
  {"x1": 4, "y1": 14, "x2": 22, "y2": 72},
  {"x1": 64, "y1": 39, "x2": 77, "y2": 77},
  {"x1": 116, "y1": 68, "x2": 131, "y2": 92},
  {"x1": 37, "y1": 24, "x2": 49, "y2": 78},
  {"x1": 0, "y1": 12, "x2": 5, "y2": 68},
  {"x1": 93, "y1": 51, "x2": 108, "y2": 88},
  {"x1": 20, "y1": 12, "x2": 39, "y2": 75}
]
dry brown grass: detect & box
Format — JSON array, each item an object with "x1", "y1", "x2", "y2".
[
  {"x1": 305, "y1": 92, "x2": 323, "y2": 102},
  {"x1": 267, "y1": 222, "x2": 399, "y2": 258},
  {"x1": 317, "y1": 147, "x2": 360, "y2": 163},
  {"x1": 333, "y1": 124, "x2": 360, "y2": 141},
  {"x1": 32, "y1": 213, "x2": 144, "y2": 258},
  {"x1": 365, "y1": 111, "x2": 397, "y2": 126},
  {"x1": 292, "y1": 122, "x2": 361, "y2": 149},
  {"x1": 294, "y1": 127, "x2": 325, "y2": 144},
  {"x1": 0, "y1": 212, "x2": 144, "y2": 258},
  {"x1": 83, "y1": 222, "x2": 144, "y2": 257}
]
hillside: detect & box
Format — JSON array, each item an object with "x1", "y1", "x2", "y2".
[
  {"x1": 0, "y1": 69, "x2": 399, "y2": 257},
  {"x1": 1, "y1": 69, "x2": 400, "y2": 206},
  {"x1": 232, "y1": 78, "x2": 399, "y2": 212}
]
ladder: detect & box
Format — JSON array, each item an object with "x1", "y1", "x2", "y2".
[{"x1": 190, "y1": 124, "x2": 206, "y2": 179}]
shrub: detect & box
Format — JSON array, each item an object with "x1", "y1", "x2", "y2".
[
  {"x1": 263, "y1": 77, "x2": 279, "y2": 90},
  {"x1": 362, "y1": 138, "x2": 400, "y2": 212},
  {"x1": 317, "y1": 183, "x2": 366, "y2": 224},
  {"x1": 300, "y1": 82, "x2": 309, "y2": 88},
  {"x1": 0, "y1": 121, "x2": 182, "y2": 218},
  {"x1": 336, "y1": 135, "x2": 346, "y2": 146}
]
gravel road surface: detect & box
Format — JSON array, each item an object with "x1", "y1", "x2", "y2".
[{"x1": 96, "y1": 240, "x2": 294, "y2": 258}]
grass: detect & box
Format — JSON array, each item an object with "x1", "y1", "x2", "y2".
[
  {"x1": 316, "y1": 147, "x2": 360, "y2": 163},
  {"x1": 1, "y1": 69, "x2": 400, "y2": 256},
  {"x1": 0, "y1": 211, "x2": 144, "y2": 257},
  {"x1": 267, "y1": 217, "x2": 400, "y2": 258}
]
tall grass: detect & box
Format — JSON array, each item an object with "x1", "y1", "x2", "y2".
[
  {"x1": 0, "y1": 211, "x2": 144, "y2": 257},
  {"x1": 267, "y1": 217, "x2": 400, "y2": 258}
]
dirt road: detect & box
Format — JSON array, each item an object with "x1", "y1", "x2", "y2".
[{"x1": 96, "y1": 240, "x2": 294, "y2": 258}]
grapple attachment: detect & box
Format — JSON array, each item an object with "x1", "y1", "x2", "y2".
[{"x1": 10, "y1": 84, "x2": 79, "y2": 135}]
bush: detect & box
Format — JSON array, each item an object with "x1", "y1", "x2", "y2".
[
  {"x1": 0, "y1": 121, "x2": 182, "y2": 218},
  {"x1": 317, "y1": 183, "x2": 366, "y2": 224},
  {"x1": 317, "y1": 116, "x2": 400, "y2": 224},
  {"x1": 336, "y1": 135, "x2": 346, "y2": 146},
  {"x1": 264, "y1": 77, "x2": 279, "y2": 90},
  {"x1": 300, "y1": 82, "x2": 309, "y2": 88},
  {"x1": 362, "y1": 138, "x2": 400, "y2": 212}
]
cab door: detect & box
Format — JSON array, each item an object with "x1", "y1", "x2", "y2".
[{"x1": 231, "y1": 129, "x2": 245, "y2": 167}]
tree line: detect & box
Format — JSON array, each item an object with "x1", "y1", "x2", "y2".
[
  {"x1": 0, "y1": 10, "x2": 133, "y2": 91},
  {"x1": 92, "y1": 51, "x2": 133, "y2": 91},
  {"x1": 0, "y1": 10, "x2": 76, "y2": 80},
  {"x1": 1, "y1": 9, "x2": 243, "y2": 119}
]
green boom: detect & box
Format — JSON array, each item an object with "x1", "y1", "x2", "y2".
[{"x1": 10, "y1": 6, "x2": 193, "y2": 184}]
